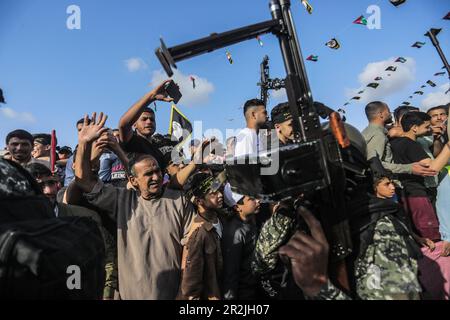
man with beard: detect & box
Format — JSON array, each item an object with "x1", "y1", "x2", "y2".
[
  {"x1": 234, "y1": 99, "x2": 269, "y2": 157},
  {"x1": 74, "y1": 112, "x2": 199, "y2": 299},
  {"x1": 5, "y1": 129, "x2": 50, "y2": 168},
  {"x1": 427, "y1": 105, "x2": 448, "y2": 158},
  {"x1": 362, "y1": 101, "x2": 435, "y2": 177}
]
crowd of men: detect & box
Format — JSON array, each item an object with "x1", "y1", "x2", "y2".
[{"x1": 1, "y1": 78, "x2": 449, "y2": 300}]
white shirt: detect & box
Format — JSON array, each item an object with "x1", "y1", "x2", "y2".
[{"x1": 234, "y1": 128, "x2": 260, "y2": 157}]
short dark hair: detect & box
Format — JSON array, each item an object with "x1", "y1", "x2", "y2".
[
  {"x1": 401, "y1": 111, "x2": 431, "y2": 132},
  {"x1": 393, "y1": 105, "x2": 419, "y2": 123},
  {"x1": 365, "y1": 101, "x2": 387, "y2": 121},
  {"x1": 127, "y1": 153, "x2": 159, "y2": 177},
  {"x1": 427, "y1": 105, "x2": 448, "y2": 115},
  {"x1": 33, "y1": 133, "x2": 53, "y2": 146},
  {"x1": 6, "y1": 129, "x2": 34, "y2": 145},
  {"x1": 243, "y1": 98, "x2": 265, "y2": 116},
  {"x1": 76, "y1": 117, "x2": 92, "y2": 127},
  {"x1": 24, "y1": 162, "x2": 52, "y2": 179},
  {"x1": 373, "y1": 174, "x2": 393, "y2": 192}
]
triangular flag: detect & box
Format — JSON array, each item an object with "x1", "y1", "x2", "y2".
[
  {"x1": 425, "y1": 28, "x2": 442, "y2": 37},
  {"x1": 344, "y1": 102, "x2": 350, "y2": 106},
  {"x1": 401, "y1": 101, "x2": 411, "y2": 106},
  {"x1": 408, "y1": 96, "x2": 413, "y2": 99},
  {"x1": 301, "y1": 0, "x2": 313, "y2": 14},
  {"x1": 226, "y1": 50, "x2": 233, "y2": 64},
  {"x1": 374, "y1": 77, "x2": 383, "y2": 81},
  {"x1": 189, "y1": 76, "x2": 196, "y2": 89},
  {"x1": 353, "y1": 15, "x2": 367, "y2": 25},
  {"x1": 358, "y1": 90, "x2": 365, "y2": 94},
  {"x1": 385, "y1": 66, "x2": 397, "y2": 72},
  {"x1": 426, "y1": 80, "x2": 436, "y2": 87},
  {"x1": 351, "y1": 96, "x2": 361, "y2": 100},
  {"x1": 325, "y1": 38, "x2": 340, "y2": 50},
  {"x1": 256, "y1": 36, "x2": 264, "y2": 47},
  {"x1": 414, "y1": 91, "x2": 424, "y2": 95},
  {"x1": 169, "y1": 104, "x2": 193, "y2": 145},
  {"x1": 0, "y1": 88, "x2": 5, "y2": 104},
  {"x1": 434, "y1": 72, "x2": 446, "y2": 76},
  {"x1": 412, "y1": 41, "x2": 425, "y2": 48},
  {"x1": 367, "y1": 83, "x2": 380, "y2": 89},
  {"x1": 395, "y1": 57, "x2": 407, "y2": 63},
  {"x1": 420, "y1": 85, "x2": 427, "y2": 88},
  {"x1": 444, "y1": 12, "x2": 450, "y2": 20},
  {"x1": 306, "y1": 55, "x2": 318, "y2": 62},
  {"x1": 389, "y1": 0, "x2": 406, "y2": 7}
]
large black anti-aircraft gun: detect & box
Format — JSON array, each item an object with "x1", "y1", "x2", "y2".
[{"x1": 155, "y1": 0, "x2": 357, "y2": 293}]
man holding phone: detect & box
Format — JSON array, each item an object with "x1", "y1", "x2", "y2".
[{"x1": 119, "y1": 80, "x2": 180, "y2": 170}]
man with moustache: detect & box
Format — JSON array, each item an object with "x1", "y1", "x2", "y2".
[
  {"x1": 5, "y1": 129, "x2": 50, "y2": 168},
  {"x1": 74, "y1": 112, "x2": 199, "y2": 300},
  {"x1": 361, "y1": 101, "x2": 435, "y2": 177}
]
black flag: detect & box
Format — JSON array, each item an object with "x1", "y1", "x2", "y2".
[
  {"x1": 401, "y1": 102, "x2": 411, "y2": 106},
  {"x1": 0, "y1": 88, "x2": 5, "y2": 104},
  {"x1": 367, "y1": 83, "x2": 380, "y2": 89},
  {"x1": 389, "y1": 0, "x2": 406, "y2": 7},
  {"x1": 385, "y1": 66, "x2": 397, "y2": 72},
  {"x1": 169, "y1": 104, "x2": 193, "y2": 144},
  {"x1": 414, "y1": 91, "x2": 424, "y2": 95}
]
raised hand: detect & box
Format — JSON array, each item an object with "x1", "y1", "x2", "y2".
[
  {"x1": 150, "y1": 80, "x2": 174, "y2": 103},
  {"x1": 78, "y1": 112, "x2": 108, "y2": 144},
  {"x1": 193, "y1": 138, "x2": 215, "y2": 165}
]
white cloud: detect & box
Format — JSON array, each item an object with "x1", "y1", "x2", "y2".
[
  {"x1": 269, "y1": 88, "x2": 287, "y2": 103},
  {"x1": 420, "y1": 83, "x2": 450, "y2": 110},
  {"x1": 346, "y1": 57, "x2": 416, "y2": 104},
  {"x1": 124, "y1": 57, "x2": 148, "y2": 72},
  {"x1": 0, "y1": 107, "x2": 36, "y2": 123},
  {"x1": 149, "y1": 69, "x2": 214, "y2": 106}
]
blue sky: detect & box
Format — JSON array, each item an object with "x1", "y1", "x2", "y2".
[{"x1": 1, "y1": 0, "x2": 449, "y2": 148}]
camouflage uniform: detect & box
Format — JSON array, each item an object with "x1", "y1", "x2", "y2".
[
  {"x1": 253, "y1": 210, "x2": 422, "y2": 300},
  {"x1": 315, "y1": 216, "x2": 421, "y2": 300}
]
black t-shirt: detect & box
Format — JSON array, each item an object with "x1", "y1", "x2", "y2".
[
  {"x1": 390, "y1": 137, "x2": 430, "y2": 197},
  {"x1": 121, "y1": 133, "x2": 166, "y2": 170}
]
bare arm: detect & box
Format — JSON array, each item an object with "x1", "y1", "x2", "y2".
[
  {"x1": 427, "y1": 143, "x2": 450, "y2": 172},
  {"x1": 119, "y1": 80, "x2": 173, "y2": 144},
  {"x1": 74, "y1": 113, "x2": 109, "y2": 193}
]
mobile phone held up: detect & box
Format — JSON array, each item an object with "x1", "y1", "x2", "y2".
[{"x1": 164, "y1": 80, "x2": 182, "y2": 104}]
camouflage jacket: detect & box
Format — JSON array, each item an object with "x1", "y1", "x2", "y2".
[{"x1": 252, "y1": 210, "x2": 421, "y2": 300}]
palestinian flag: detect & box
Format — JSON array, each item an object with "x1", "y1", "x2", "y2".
[
  {"x1": 169, "y1": 104, "x2": 193, "y2": 145},
  {"x1": 389, "y1": 0, "x2": 406, "y2": 7},
  {"x1": 374, "y1": 77, "x2": 383, "y2": 81},
  {"x1": 367, "y1": 83, "x2": 379, "y2": 89},
  {"x1": 414, "y1": 91, "x2": 424, "y2": 95},
  {"x1": 395, "y1": 57, "x2": 407, "y2": 63},
  {"x1": 306, "y1": 55, "x2": 318, "y2": 62},
  {"x1": 426, "y1": 80, "x2": 436, "y2": 87},
  {"x1": 0, "y1": 88, "x2": 5, "y2": 104},
  {"x1": 385, "y1": 66, "x2": 397, "y2": 72},
  {"x1": 353, "y1": 15, "x2": 367, "y2": 25},
  {"x1": 301, "y1": 0, "x2": 313, "y2": 14},
  {"x1": 401, "y1": 101, "x2": 411, "y2": 106},
  {"x1": 351, "y1": 96, "x2": 361, "y2": 100},
  {"x1": 358, "y1": 90, "x2": 365, "y2": 94},
  {"x1": 434, "y1": 72, "x2": 446, "y2": 76},
  {"x1": 412, "y1": 41, "x2": 425, "y2": 48},
  {"x1": 325, "y1": 38, "x2": 340, "y2": 50},
  {"x1": 444, "y1": 12, "x2": 450, "y2": 20}
]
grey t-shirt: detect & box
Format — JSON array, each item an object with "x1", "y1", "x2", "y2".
[{"x1": 84, "y1": 181, "x2": 195, "y2": 300}]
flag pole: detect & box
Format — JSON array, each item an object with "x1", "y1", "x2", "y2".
[
  {"x1": 51, "y1": 130, "x2": 56, "y2": 174},
  {"x1": 425, "y1": 29, "x2": 450, "y2": 80}
]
